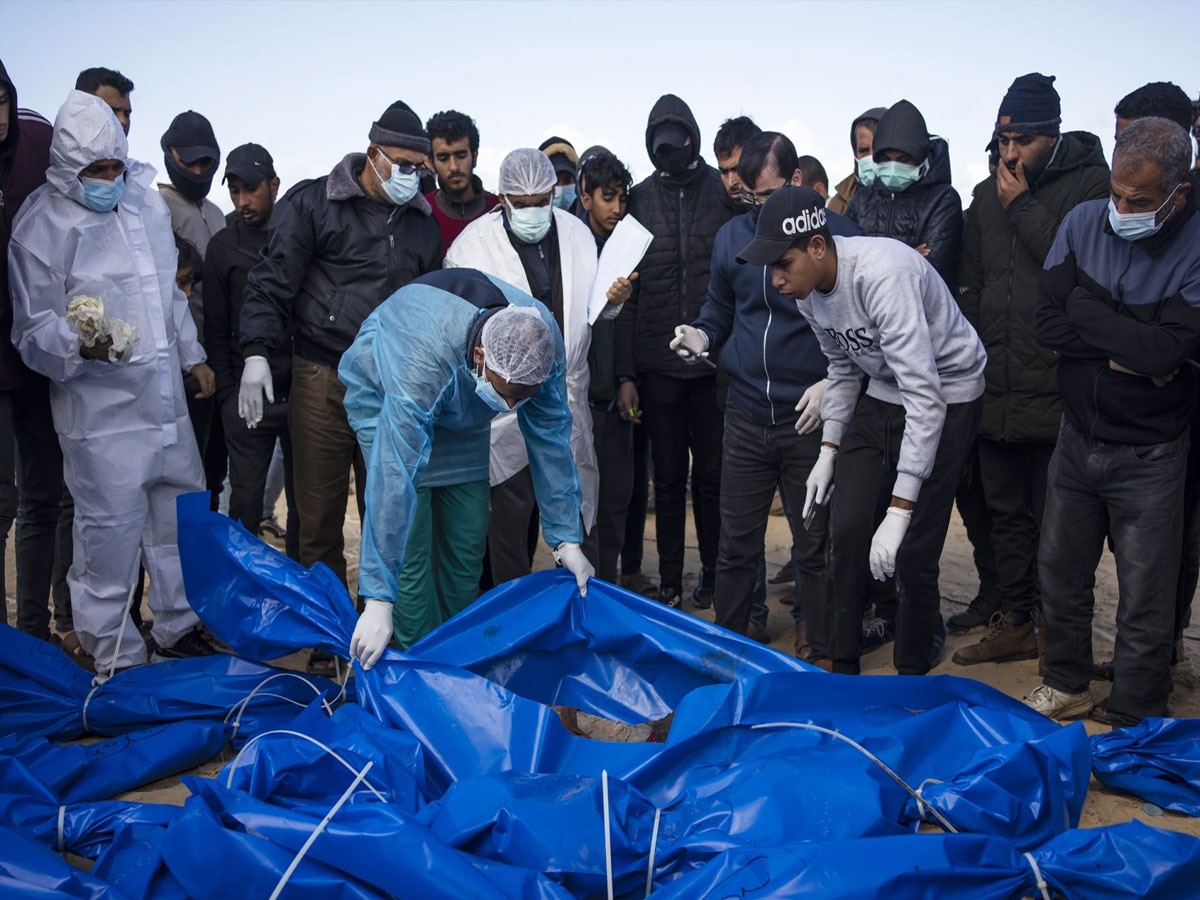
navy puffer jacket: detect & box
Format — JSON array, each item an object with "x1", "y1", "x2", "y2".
[{"x1": 847, "y1": 136, "x2": 963, "y2": 290}]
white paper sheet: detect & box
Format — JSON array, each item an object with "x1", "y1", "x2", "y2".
[{"x1": 587, "y1": 215, "x2": 653, "y2": 325}]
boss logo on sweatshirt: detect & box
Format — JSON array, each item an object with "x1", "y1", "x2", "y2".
[
  {"x1": 825, "y1": 327, "x2": 875, "y2": 355},
  {"x1": 781, "y1": 208, "x2": 827, "y2": 236}
]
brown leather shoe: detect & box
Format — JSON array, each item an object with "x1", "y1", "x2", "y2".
[
  {"x1": 746, "y1": 623, "x2": 769, "y2": 643},
  {"x1": 951, "y1": 612, "x2": 1038, "y2": 666},
  {"x1": 810, "y1": 658, "x2": 834, "y2": 672}
]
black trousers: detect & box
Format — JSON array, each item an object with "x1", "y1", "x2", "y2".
[
  {"x1": 977, "y1": 438, "x2": 1054, "y2": 616},
  {"x1": 713, "y1": 401, "x2": 827, "y2": 643},
  {"x1": 221, "y1": 396, "x2": 299, "y2": 561},
  {"x1": 591, "y1": 407, "x2": 634, "y2": 582},
  {"x1": 826, "y1": 394, "x2": 981, "y2": 675},
  {"x1": 639, "y1": 373, "x2": 723, "y2": 591},
  {"x1": 0, "y1": 379, "x2": 68, "y2": 638},
  {"x1": 620, "y1": 423, "x2": 650, "y2": 576},
  {"x1": 1040, "y1": 421, "x2": 1185, "y2": 724}
]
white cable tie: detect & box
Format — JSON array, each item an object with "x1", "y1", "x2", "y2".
[
  {"x1": 57, "y1": 805, "x2": 66, "y2": 853},
  {"x1": 602, "y1": 769, "x2": 614, "y2": 900},
  {"x1": 1022, "y1": 851, "x2": 1052, "y2": 900},
  {"x1": 268, "y1": 760, "x2": 373, "y2": 900},
  {"x1": 225, "y1": 729, "x2": 386, "y2": 802},
  {"x1": 915, "y1": 778, "x2": 944, "y2": 800},
  {"x1": 222, "y1": 673, "x2": 331, "y2": 741},
  {"x1": 750, "y1": 722, "x2": 958, "y2": 834},
  {"x1": 644, "y1": 806, "x2": 661, "y2": 898},
  {"x1": 81, "y1": 682, "x2": 102, "y2": 734},
  {"x1": 105, "y1": 576, "x2": 140, "y2": 681}
]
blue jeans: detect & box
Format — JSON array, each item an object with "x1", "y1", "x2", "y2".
[
  {"x1": 1039, "y1": 420, "x2": 1186, "y2": 724},
  {"x1": 713, "y1": 401, "x2": 826, "y2": 641}
]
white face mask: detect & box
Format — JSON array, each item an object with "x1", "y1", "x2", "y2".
[
  {"x1": 1107, "y1": 185, "x2": 1183, "y2": 242},
  {"x1": 473, "y1": 367, "x2": 529, "y2": 413},
  {"x1": 505, "y1": 199, "x2": 553, "y2": 243},
  {"x1": 371, "y1": 149, "x2": 421, "y2": 206}
]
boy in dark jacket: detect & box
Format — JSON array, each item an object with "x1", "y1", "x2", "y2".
[
  {"x1": 618, "y1": 94, "x2": 738, "y2": 607},
  {"x1": 953, "y1": 74, "x2": 1110, "y2": 666},
  {"x1": 204, "y1": 143, "x2": 298, "y2": 561}
]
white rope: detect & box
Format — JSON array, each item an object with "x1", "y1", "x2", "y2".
[
  {"x1": 1022, "y1": 851, "x2": 1052, "y2": 900},
  {"x1": 224, "y1": 729, "x2": 387, "y2": 802},
  {"x1": 750, "y1": 722, "x2": 959, "y2": 834},
  {"x1": 267, "y1": 760, "x2": 373, "y2": 900},
  {"x1": 644, "y1": 806, "x2": 661, "y2": 898},
  {"x1": 103, "y1": 576, "x2": 140, "y2": 680},
  {"x1": 223, "y1": 673, "x2": 333, "y2": 741},
  {"x1": 57, "y1": 805, "x2": 66, "y2": 853},
  {"x1": 602, "y1": 769, "x2": 614, "y2": 900},
  {"x1": 81, "y1": 682, "x2": 102, "y2": 734}
]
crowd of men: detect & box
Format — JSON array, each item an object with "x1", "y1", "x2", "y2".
[{"x1": 2, "y1": 60, "x2": 1199, "y2": 727}]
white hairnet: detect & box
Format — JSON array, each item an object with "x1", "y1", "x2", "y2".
[
  {"x1": 497, "y1": 148, "x2": 556, "y2": 196},
  {"x1": 481, "y1": 306, "x2": 555, "y2": 385}
]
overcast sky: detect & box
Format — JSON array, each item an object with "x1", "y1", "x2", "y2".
[{"x1": 4, "y1": 0, "x2": 1194, "y2": 213}]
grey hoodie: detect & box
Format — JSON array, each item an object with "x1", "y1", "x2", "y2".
[{"x1": 800, "y1": 235, "x2": 986, "y2": 501}]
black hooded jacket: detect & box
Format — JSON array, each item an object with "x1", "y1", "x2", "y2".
[
  {"x1": 0, "y1": 60, "x2": 52, "y2": 391},
  {"x1": 959, "y1": 131, "x2": 1111, "y2": 442},
  {"x1": 847, "y1": 104, "x2": 963, "y2": 290},
  {"x1": 618, "y1": 95, "x2": 738, "y2": 380}
]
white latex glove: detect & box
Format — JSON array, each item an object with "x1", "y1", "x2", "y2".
[
  {"x1": 669, "y1": 325, "x2": 709, "y2": 363},
  {"x1": 803, "y1": 445, "x2": 837, "y2": 519},
  {"x1": 350, "y1": 599, "x2": 393, "y2": 670},
  {"x1": 869, "y1": 506, "x2": 912, "y2": 581},
  {"x1": 794, "y1": 379, "x2": 827, "y2": 435},
  {"x1": 238, "y1": 356, "x2": 274, "y2": 428},
  {"x1": 554, "y1": 542, "x2": 595, "y2": 598}
]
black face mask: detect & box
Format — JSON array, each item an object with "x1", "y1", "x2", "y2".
[
  {"x1": 164, "y1": 152, "x2": 215, "y2": 202},
  {"x1": 653, "y1": 145, "x2": 692, "y2": 178}
]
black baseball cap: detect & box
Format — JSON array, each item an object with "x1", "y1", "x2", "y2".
[
  {"x1": 161, "y1": 110, "x2": 219, "y2": 164},
  {"x1": 222, "y1": 143, "x2": 275, "y2": 187},
  {"x1": 651, "y1": 122, "x2": 689, "y2": 153},
  {"x1": 737, "y1": 186, "x2": 829, "y2": 266}
]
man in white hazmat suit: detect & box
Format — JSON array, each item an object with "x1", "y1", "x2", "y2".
[
  {"x1": 340, "y1": 268, "x2": 594, "y2": 667},
  {"x1": 444, "y1": 147, "x2": 632, "y2": 582},
  {"x1": 8, "y1": 91, "x2": 217, "y2": 678}
]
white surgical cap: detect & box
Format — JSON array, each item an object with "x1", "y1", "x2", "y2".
[
  {"x1": 498, "y1": 148, "x2": 556, "y2": 196},
  {"x1": 481, "y1": 307, "x2": 555, "y2": 385}
]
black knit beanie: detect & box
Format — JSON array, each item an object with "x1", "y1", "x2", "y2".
[
  {"x1": 369, "y1": 100, "x2": 431, "y2": 154},
  {"x1": 997, "y1": 73, "x2": 1061, "y2": 136}
]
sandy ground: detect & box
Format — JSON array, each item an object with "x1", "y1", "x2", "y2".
[{"x1": 6, "y1": 491, "x2": 1200, "y2": 862}]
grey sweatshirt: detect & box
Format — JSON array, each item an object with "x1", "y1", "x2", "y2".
[{"x1": 798, "y1": 235, "x2": 986, "y2": 501}]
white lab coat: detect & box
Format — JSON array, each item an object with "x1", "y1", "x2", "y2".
[
  {"x1": 8, "y1": 90, "x2": 206, "y2": 673},
  {"x1": 444, "y1": 207, "x2": 600, "y2": 531}
]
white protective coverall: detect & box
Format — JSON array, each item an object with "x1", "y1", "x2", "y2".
[
  {"x1": 444, "y1": 206, "x2": 601, "y2": 531},
  {"x1": 8, "y1": 91, "x2": 207, "y2": 671}
]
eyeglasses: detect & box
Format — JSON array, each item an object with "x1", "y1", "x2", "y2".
[
  {"x1": 738, "y1": 186, "x2": 778, "y2": 207},
  {"x1": 373, "y1": 146, "x2": 430, "y2": 178}
]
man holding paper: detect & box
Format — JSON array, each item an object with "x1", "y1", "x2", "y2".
[
  {"x1": 444, "y1": 148, "x2": 630, "y2": 582},
  {"x1": 578, "y1": 149, "x2": 646, "y2": 581}
]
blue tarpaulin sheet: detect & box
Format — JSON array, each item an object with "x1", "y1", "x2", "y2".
[
  {"x1": 1091, "y1": 717, "x2": 1200, "y2": 815},
  {"x1": 1, "y1": 491, "x2": 1197, "y2": 898}
]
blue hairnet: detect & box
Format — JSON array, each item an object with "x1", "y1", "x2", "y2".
[
  {"x1": 481, "y1": 307, "x2": 555, "y2": 385},
  {"x1": 497, "y1": 148, "x2": 556, "y2": 196}
]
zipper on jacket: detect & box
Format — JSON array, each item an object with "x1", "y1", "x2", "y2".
[
  {"x1": 761, "y1": 266, "x2": 775, "y2": 425},
  {"x1": 678, "y1": 189, "x2": 689, "y2": 331},
  {"x1": 1001, "y1": 232, "x2": 1017, "y2": 440}
]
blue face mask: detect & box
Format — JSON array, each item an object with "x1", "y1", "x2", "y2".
[
  {"x1": 1107, "y1": 186, "x2": 1182, "y2": 242},
  {"x1": 506, "y1": 200, "x2": 553, "y2": 243},
  {"x1": 474, "y1": 369, "x2": 530, "y2": 413},
  {"x1": 875, "y1": 158, "x2": 927, "y2": 193},
  {"x1": 371, "y1": 151, "x2": 421, "y2": 206},
  {"x1": 855, "y1": 155, "x2": 877, "y2": 188},
  {"x1": 81, "y1": 175, "x2": 125, "y2": 212},
  {"x1": 553, "y1": 184, "x2": 577, "y2": 210}
]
